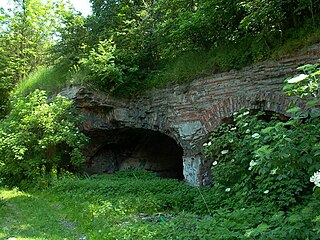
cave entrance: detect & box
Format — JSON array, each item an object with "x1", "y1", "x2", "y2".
[{"x1": 87, "y1": 128, "x2": 184, "y2": 180}]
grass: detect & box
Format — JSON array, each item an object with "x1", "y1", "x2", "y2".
[
  {"x1": 14, "y1": 66, "x2": 71, "y2": 97},
  {"x1": 271, "y1": 25, "x2": 320, "y2": 59},
  {"x1": 143, "y1": 41, "x2": 252, "y2": 90},
  {"x1": 0, "y1": 188, "x2": 82, "y2": 240},
  {"x1": 1, "y1": 171, "x2": 320, "y2": 239},
  {"x1": 144, "y1": 23, "x2": 320, "y2": 90}
]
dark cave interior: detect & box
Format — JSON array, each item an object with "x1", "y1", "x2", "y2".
[{"x1": 86, "y1": 128, "x2": 184, "y2": 179}]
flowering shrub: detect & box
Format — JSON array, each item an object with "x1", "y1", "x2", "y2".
[
  {"x1": 310, "y1": 171, "x2": 320, "y2": 187},
  {"x1": 0, "y1": 90, "x2": 88, "y2": 188},
  {"x1": 284, "y1": 63, "x2": 320, "y2": 189},
  {"x1": 204, "y1": 62, "x2": 320, "y2": 208},
  {"x1": 284, "y1": 63, "x2": 320, "y2": 99}
]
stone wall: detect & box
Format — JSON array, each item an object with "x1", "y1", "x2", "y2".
[{"x1": 61, "y1": 44, "x2": 320, "y2": 186}]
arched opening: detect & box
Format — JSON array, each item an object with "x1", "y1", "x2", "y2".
[{"x1": 86, "y1": 128, "x2": 184, "y2": 179}]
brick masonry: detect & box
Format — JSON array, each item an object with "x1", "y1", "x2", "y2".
[{"x1": 61, "y1": 43, "x2": 320, "y2": 186}]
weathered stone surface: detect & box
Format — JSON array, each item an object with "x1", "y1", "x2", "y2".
[
  {"x1": 183, "y1": 156, "x2": 208, "y2": 186},
  {"x1": 60, "y1": 44, "x2": 320, "y2": 186},
  {"x1": 176, "y1": 121, "x2": 204, "y2": 141}
]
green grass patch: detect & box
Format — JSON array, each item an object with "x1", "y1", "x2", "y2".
[
  {"x1": 0, "y1": 188, "x2": 84, "y2": 239},
  {"x1": 272, "y1": 26, "x2": 320, "y2": 59},
  {"x1": 1, "y1": 171, "x2": 320, "y2": 239},
  {"x1": 14, "y1": 66, "x2": 70, "y2": 96},
  {"x1": 143, "y1": 41, "x2": 252, "y2": 90}
]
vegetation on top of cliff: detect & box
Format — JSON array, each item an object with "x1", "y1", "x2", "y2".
[
  {"x1": 1, "y1": 0, "x2": 320, "y2": 110},
  {"x1": 53, "y1": 0, "x2": 320, "y2": 96}
]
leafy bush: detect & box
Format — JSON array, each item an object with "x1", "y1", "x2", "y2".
[
  {"x1": 0, "y1": 90, "x2": 88, "y2": 188},
  {"x1": 80, "y1": 39, "x2": 123, "y2": 92}
]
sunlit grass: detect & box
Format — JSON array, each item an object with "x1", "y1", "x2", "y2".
[
  {"x1": 0, "y1": 187, "x2": 84, "y2": 240},
  {"x1": 0, "y1": 170, "x2": 319, "y2": 239},
  {"x1": 0, "y1": 187, "x2": 27, "y2": 200},
  {"x1": 14, "y1": 66, "x2": 69, "y2": 96}
]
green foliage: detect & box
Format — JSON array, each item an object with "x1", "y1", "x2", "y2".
[
  {"x1": 1, "y1": 171, "x2": 320, "y2": 239},
  {"x1": 205, "y1": 63, "x2": 320, "y2": 209},
  {"x1": 80, "y1": 39, "x2": 124, "y2": 91},
  {"x1": 272, "y1": 25, "x2": 320, "y2": 58},
  {"x1": 284, "y1": 63, "x2": 320, "y2": 99},
  {"x1": 147, "y1": 40, "x2": 253, "y2": 87},
  {"x1": 50, "y1": 0, "x2": 320, "y2": 95},
  {"x1": 1, "y1": 0, "x2": 69, "y2": 78},
  {"x1": 0, "y1": 0, "x2": 76, "y2": 117},
  {"x1": 1, "y1": 0, "x2": 318, "y2": 101},
  {"x1": 14, "y1": 66, "x2": 69, "y2": 96},
  {"x1": 239, "y1": 0, "x2": 284, "y2": 34},
  {"x1": 51, "y1": 10, "x2": 89, "y2": 69},
  {"x1": 204, "y1": 109, "x2": 309, "y2": 208},
  {"x1": 0, "y1": 90, "x2": 88, "y2": 188}
]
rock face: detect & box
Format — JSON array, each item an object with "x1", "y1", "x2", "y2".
[{"x1": 61, "y1": 44, "x2": 320, "y2": 186}]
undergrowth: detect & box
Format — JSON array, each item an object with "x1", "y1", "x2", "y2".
[{"x1": 1, "y1": 171, "x2": 320, "y2": 239}]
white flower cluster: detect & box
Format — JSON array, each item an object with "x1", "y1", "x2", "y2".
[
  {"x1": 251, "y1": 133, "x2": 260, "y2": 139},
  {"x1": 287, "y1": 74, "x2": 308, "y2": 83},
  {"x1": 203, "y1": 141, "x2": 212, "y2": 147},
  {"x1": 310, "y1": 170, "x2": 320, "y2": 187},
  {"x1": 234, "y1": 111, "x2": 249, "y2": 119},
  {"x1": 221, "y1": 150, "x2": 229, "y2": 155},
  {"x1": 248, "y1": 160, "x2": 257, "y2": 171}
]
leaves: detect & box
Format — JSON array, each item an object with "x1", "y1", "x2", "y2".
[
  {"x1": 0, "y1": 0, "x2": 72, "y2": 118},
  {"x1": 0, "y1": 90, "x2": 88, "y2": 188},
  {"x1": 284, "y1": 63, "x2": 320, "y2": 99},
  {"x1": 80, "y1": 39, "x2": 123, "y2": 91}
]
